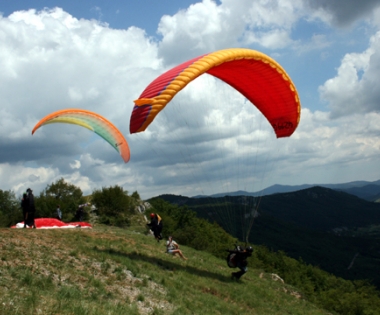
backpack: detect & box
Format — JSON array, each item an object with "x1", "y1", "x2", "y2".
[{"x1": 226, "y1": 253, "x2": 237, "y2": 268}]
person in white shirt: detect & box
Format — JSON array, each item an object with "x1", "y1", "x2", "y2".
[
  {"x1": 166, "y1": 236, "x2": 187, "y2": 260},
  {"x1": 56, "y1": 205, "x2": 62, "y2": 220}
]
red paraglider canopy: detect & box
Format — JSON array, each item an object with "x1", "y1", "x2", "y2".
[
  {"x1": 11, "y1": 218, "x2": 92, "y2": 229},
  {"x1": 130, "y1": 48, "x2": 301, "y2": 138}
]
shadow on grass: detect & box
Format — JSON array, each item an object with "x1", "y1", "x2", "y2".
[{"x1": 93, "y1": 247, "x2": 234, "y2": 283}]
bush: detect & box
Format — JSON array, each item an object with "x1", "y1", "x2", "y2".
[
  {"x1": 148, "y1": 198, "x2": 237, "y2": 256},
  {"x1": 35, "y1": 178, "x2": 86, "y2": 221},
  {"x1": 0, "y1": 189, "x2": 22, "y2": 227},
  {"x1": 91, "y1": 185, "x2": 134, "y2": 227}
]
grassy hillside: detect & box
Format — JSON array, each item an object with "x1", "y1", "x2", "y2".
[{"x1": 1, "y1": 222, "x2": 333, "y2": 315}]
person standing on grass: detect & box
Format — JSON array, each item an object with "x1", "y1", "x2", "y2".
[
  {"x1": 25, "y1": 188, "x2": 37, "y2": 229},
  {"x1": 147, "y1": 213, "x2": 163, "y2": 241},
  {"x1": 75, "y1": 203, "x2": 90, "y2": 222},
  {"x1": 21, "y1": 191, "x2": 29, "y2": 228},
  {"x1": 56, "y1": 205, "x2": 62, "y2": 220},
  {"x1": 166, "y1": 236, "x2": 187, "y2": 260}
]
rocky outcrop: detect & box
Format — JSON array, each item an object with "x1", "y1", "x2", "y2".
[{"x1": 135, "y1": 201, "x2": 152, "y2": 213}]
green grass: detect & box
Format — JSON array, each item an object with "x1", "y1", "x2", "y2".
[{"x1": 0, "y1": 224, "x2": 332, "y2": 315}]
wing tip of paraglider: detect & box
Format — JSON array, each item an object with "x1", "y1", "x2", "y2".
[
  {"x1": 130, "y1": 100, "x2": 154, "y2": 134},
  {"x1": 130, "y1": 125, "x2": 146, "y2": 134},
  {"x1": 120, "y1": 146, "x2": 131, "y2": 163},
  {"x1": 31, "y1": 125, "x2": 39, "y2": 135}
]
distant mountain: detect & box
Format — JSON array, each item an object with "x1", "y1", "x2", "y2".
[
  {"x1": 192, "y1": 179, "x2": 380, "y2": 201},
  {"x1": 339, "y1": 184, "x2": 380, "y2": 202}
]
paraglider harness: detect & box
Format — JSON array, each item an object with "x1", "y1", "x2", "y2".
[
  {"x1": 227, "y1": 252, "x2": 237, "y2": 268},
  {"x1": 226, "y1": 244, "x2": 252, "y2": 268}
]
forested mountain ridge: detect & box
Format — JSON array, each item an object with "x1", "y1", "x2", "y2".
[{"x1": 157, "y1": 186, "x2": 380, "y2": 231}]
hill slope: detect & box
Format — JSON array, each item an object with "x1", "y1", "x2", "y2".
[{"x1": 0, "y1": 225, "x2": 331, "y2": 315}]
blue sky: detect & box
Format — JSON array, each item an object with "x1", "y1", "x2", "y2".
[
  {"x1": 1, "y1": 0, "x2": 380, "y2": 199},
  {"x1": 1, "y1": 1, "x2": 198, "y2": 34}
]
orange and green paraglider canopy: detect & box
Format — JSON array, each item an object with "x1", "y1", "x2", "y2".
[
  {"x1": 32, "y1": 109, "x2": 130, "y2": 163},
  {"x1": 130, "y1": 48, "x2": 300, "y2": 138}
]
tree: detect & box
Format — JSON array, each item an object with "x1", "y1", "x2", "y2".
[
  {"x1": 131, "y1": 191, "x2": 140, "y2": 200},
  {"x1": 0, "y1": 189, "x2": 22, "y2": 227},
  {"x1": 35, "y1": 178, "x2": 85, "y2": 221},
  {"x1": 148, "y1": 198, "x2": 237, "y2": 256},
  {"x1": 91, "y1": 185, "x2": 133, "y2": 227}
]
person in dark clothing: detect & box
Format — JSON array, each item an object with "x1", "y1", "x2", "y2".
[
  {"x1": 25, "y1": 188, "x2": 36, "y2": 229},
  {"x1": 147, "y1": 213, "x2": 163, "y2": 241},
  {"x1": 76, "y1": 206, "x2": 83, "y2": 222},
  {"x1": 75, "y1": 203, "x2": 90, "y2": 222},
  {"x1": 21, "y1": 192, "x2": 29, "y2": 228},
  {"x1": 227, "y1": 245, "x2": 253, "y2": 279},
  {"x1": 75, "y1": 205, "x2": 84, "y2": 222}
]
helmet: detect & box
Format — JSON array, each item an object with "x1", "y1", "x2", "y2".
[
  {"x1": 150, "y1": 213, "x2": 155, "y2": 218},
  {"x1": 246, "y1": 246, "x2": 253, "y2": 253}
]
